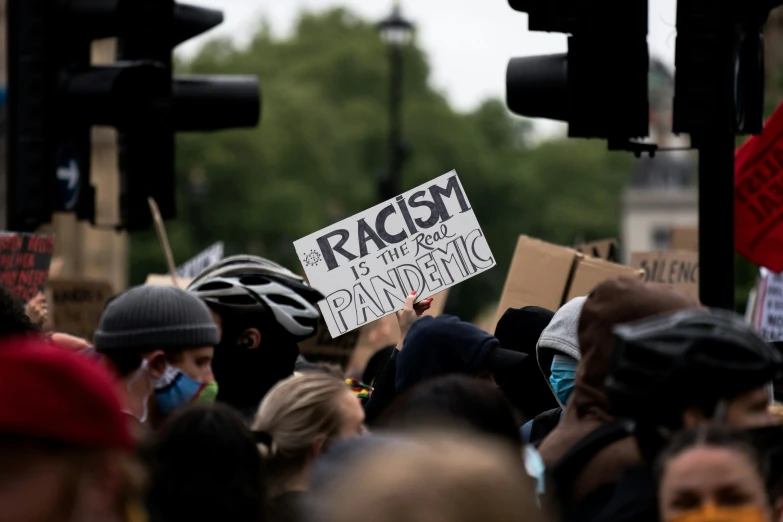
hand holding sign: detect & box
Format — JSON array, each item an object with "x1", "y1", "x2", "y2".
[
  {"x1": 294, "y1": 170, "x2": 494, "y2": 337},
  {"x1": 395, "y1": 291, "x2": 434, "y2": 350},
  {"x1": 25, "y1": 292, "x2": 49, "y2": 329}
]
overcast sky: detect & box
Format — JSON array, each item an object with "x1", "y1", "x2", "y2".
[{"x1": 177, "y1": 0, "x2": 679, "y2": 136}]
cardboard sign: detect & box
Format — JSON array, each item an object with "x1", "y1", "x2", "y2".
[
  {"x1": 48, "y1": 280, "x2": 113, "y2": 340},
  {"x1": 294, "y1": 170, "x2": 495, "y2": 337},
  {"x1": 145, "y1": 274, "x2": 193, "y2": 289},
  {"x1": 630, "y1": 250, "x2": 699, "y2": 300},
  {"x1": 177, "y1": 242, "x2": 224, "y2": 278},
  {"x1": 574, "y1": 239, "x2": 619, "y2": 262},
  {"x1": 754, "y1": 268, "x2": 783, "y2": 341},
  {"x1": 494, "y1": 235, "x2": 643, "y2": 329},
  {"x1": 0, "y1": 233, "x2": 55, "y2": 302},
  {"x1": 567, "y1": 255, "x2": 642, "y2": 301}
]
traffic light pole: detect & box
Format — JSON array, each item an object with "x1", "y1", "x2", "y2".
[{"x1": 696, "y1": 132, "x2": 736, "y2": 310}]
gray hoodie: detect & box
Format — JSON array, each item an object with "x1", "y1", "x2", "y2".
[{"x1": 536, "y1": 296, "x2": 586, "y2": 408}]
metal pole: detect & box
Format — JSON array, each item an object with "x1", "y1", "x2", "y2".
[
  {"x1": 380, "y1": 43, "x2": 403, "y2": 202},
  {"x1": 696, "y1": 131, "x2": 735, "y2": 309}
]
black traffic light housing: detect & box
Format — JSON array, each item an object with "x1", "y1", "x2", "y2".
[
  {"x1": 673, "y1": 0, "x2": 782, "y2": 136},
  {"x1": 7, "y1": 0, "x2": 261, "y2": 232},
  {"x1": 505, "y1": 0, "x2": 649, "y2": 143}
]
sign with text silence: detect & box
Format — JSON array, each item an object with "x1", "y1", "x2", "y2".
[
  {"x1": 294, "y1": 170, "x2": 495, "y2": 337},
  {"x1": 630, "y1": 250, "x2": 699, "y2": 300}
]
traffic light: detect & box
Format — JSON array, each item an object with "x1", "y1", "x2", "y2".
[
  {"x1": 673, "y1": 0, "x2": 781, "y2": 136},
  {"x1": 505, "y1": 0, "x2": 649, "y2": 143},
  {"x1": 6, "y1": 0, "x2": 261, "y2": 232}
]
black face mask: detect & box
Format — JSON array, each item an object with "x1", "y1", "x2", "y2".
[{"x1": 212, "y1": 338, "x2": 299, "y2": 417}]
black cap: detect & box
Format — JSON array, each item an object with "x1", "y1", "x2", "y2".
[
  {"x1": 494, "y1": 306, "x2": 555, "y2": 357},
  {"x1": 493, "y1": 306, "x2": 559, "y2": 418},
  {"x1": 94, "y1": 285, "x2": 219, "y2": 352}
]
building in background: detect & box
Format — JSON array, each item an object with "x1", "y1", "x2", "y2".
[
  {"x1": 622, "y1": 8, "x2": 783, "y2": 261},
  {"x1": 620, "y1": 58, "x2": 698, "y2": 261}
]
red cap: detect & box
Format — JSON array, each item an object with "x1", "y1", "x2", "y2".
[{"x1": 0, "y1": 335, "x2": 133, "y2": 449}]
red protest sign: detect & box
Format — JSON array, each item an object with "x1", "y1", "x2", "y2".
[
  {"x1": 0, "y1": 233, "x2": 55, "y2": 302},
  {"x1": 735, "y1": 101, "x2": 783, "y2": 271}
]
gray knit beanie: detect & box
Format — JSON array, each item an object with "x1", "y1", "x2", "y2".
[{"x1": 94, "y1": 285, "x2": 220, "y2": 352}]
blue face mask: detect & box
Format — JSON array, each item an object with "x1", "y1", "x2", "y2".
[
  {"x1": 154, "y1": 365, "x2": 218, "y2": 415},
  {"x1": 549, "y1": 354, "x2": 578, "y2": 406}
]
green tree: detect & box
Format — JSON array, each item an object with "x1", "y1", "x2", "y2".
[{"x1": 131, "y1": 7, "x2": 636, "y2": 321}]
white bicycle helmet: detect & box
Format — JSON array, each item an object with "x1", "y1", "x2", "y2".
[{"x1": 187, "y1": 255, "x2": 324, "y2": 341}]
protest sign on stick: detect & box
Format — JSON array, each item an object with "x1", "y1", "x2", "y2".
[
  {"x1": 0, "y1": 233, "x2": 55, "y2": 302},
  {"x1": 294, "y1": 170, "x2": 495, "y2": 338}
]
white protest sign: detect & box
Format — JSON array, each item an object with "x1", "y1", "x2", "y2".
[
  {"x1": 754, "y1": 268, "x2": 783, "y2": 341},
  {"x1": 294, "y1": 170, "x2": 495, "y2": 337},
  {"x1": 176, "y1": 242, "x2": 224, "y2": 278}
]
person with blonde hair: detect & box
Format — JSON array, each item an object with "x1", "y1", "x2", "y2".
[
  {"x1": 252, "y1": 372, "x2": 367, "y2": 522},
  {"x1": 313, "y1": 431, "x2": 547, "y2": 522}
]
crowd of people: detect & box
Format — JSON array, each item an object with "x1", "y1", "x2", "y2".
[{"x1": 2, "y1": 254, "x2": 783, "y2": 522}]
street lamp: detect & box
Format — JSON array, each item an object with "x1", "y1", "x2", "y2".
[{"x1": 378, "y1": 2, "x2": 414, "y2": 202}]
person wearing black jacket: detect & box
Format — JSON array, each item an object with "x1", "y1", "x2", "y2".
[
  {"x1": 556, "y1": 309, "x2": 783, "y2": 522},
  {"x1": 364, "y1": 293, "x2": 530, "y2": 425}
]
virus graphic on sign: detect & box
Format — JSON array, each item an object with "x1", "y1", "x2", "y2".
[{"x1": 303, "y1": 250, "x2": 322, "y2": 267}]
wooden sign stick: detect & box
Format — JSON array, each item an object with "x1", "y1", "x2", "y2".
[{"x1": 147, "y1": 198, "x2": 179, "y2": 287}]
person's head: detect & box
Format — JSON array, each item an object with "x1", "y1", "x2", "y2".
[
  {"x1": 314, "y1": 431, "x2": 544, "y2": 522},
  {"x1": 536, "y1": 296, "x2": 585, "y2": 408},
  {"x1": 0, "y1": 336, "x2": 139, "y2": 522},
  {"x1": 94, "y1": 285, "x2": 220, "y2": 424},
  {"x1": 252, "y1": 373, "x2": 367, "y2": 496},
  {"x1": 396, "y1": 315, "x2": 529, "y2": 395},
  {"x1": 656, "y1": 426, "x2": 772, "y2": 522},
  {"x1": 494, "y1": 305, "x2": 558, "y2": 419},
  {"x1": 608, "y1": 309, "x2": 783, "y2": 461},
  {"x1": 378, "y1": 375, "x2": 522, "y2": 449},
  {"x1": 148, "y1": 402, "x2": 265, "y2": 522},
  {"x1": 187, "y1": 255, "x2": 325, "y2": 414},
  {"x1": 0, "y1": 285, "x2": 40, "y2": 337},
  {"x1": 573, "y1": 277, "x2": 702, "y2": 420}
]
